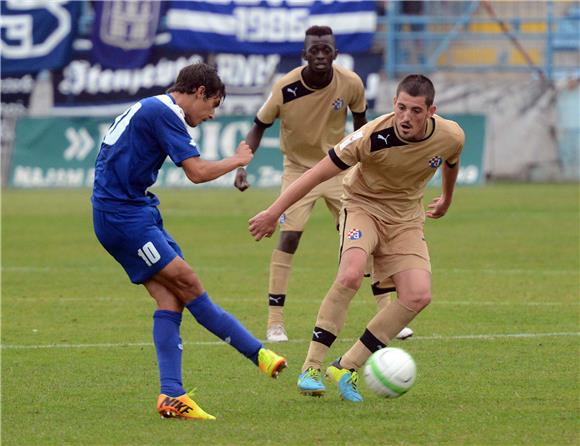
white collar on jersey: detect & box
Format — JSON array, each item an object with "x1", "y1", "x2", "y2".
[{"x1": 154, "y1": 94, "x2": 186, "y2": 123}]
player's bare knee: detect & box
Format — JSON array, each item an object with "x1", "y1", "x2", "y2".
[
  {"x1": 400, "y1": 290, "x2": 431, "y2": 312},
  {"x1": 336, "y1": 269, "x2": 364, "y2": 290},
  {"x1": 171, "y1": 272, "x2": 204, "y2": 301},
  {"x1": 416, "y1": 292, "x2": 431, "y2": 311}
]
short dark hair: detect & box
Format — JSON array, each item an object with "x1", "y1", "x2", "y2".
[
  {"x1": 166, "y1": 63, "x2": 226, "y2": 100},
  {"x1": 305, "y1": 25, "x2": 333, "y2": 38},
  {"x1": 396, "y1": 74, "x2": 435, "y2": 107}
]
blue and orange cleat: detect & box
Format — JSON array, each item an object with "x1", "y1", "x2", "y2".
[
  {"x1": 157, "y1": 390, "x2": 216, "y2": 420},
  {"x1": 258, "y1": 348, "x2": 288, "y2": 378}
]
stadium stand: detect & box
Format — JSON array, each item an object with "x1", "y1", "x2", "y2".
[{"x1": 377, "y1": 0, "x2": 579, "y2": 80}]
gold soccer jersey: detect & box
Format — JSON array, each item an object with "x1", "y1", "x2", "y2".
[
  {"x1": 329, "y1": 113, "x2": 465, "y2": 224},
  {"x1": 256, "y1": 65, "x2": 366, "y2": 169}
]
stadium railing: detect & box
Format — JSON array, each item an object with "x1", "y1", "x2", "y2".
[{"x1": 376, "y1": 0, "x2": 580, "y2": 81}]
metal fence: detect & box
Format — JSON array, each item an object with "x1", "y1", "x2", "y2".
[{"x1": 377, "y1": 0, "x2": 580, "y2": 81}]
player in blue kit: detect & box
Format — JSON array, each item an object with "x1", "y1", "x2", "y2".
[{"x1": 92, "y1": 63, "x2": 287, "y2": 420}]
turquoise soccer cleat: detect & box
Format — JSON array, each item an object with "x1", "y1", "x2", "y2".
[
  {"x1": 325, "y1": 360, "x2": 363, "y2": 403},
  {"x1": 297, "y1": 367, "x2": 326, "y2": 396}
]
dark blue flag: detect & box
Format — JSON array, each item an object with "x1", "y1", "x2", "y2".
[
  {"x1": 1, "y1": 1, "x2": 80, "y2": 75},
  {"x1": 90, "y1": 0, "x2": 165, "y2": 69}
]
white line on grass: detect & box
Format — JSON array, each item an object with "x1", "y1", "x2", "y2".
[
  {"x1": 2, "y1": 332, "x2": 578, "y2": 350},
  {"x1": 5, "y1": 296, "x2": 578, "y2": 306},
  {"x1": 434, "y1": 300, "x2": 579, "y2": 306},
  {"x1": 442, "y1": 268, "x2": 578, "y2": 276},
  {"x1": 3, "y1": 266, "x2": 579, "y2": 275}
]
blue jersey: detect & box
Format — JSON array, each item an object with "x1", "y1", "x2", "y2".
[{"x1": 92, "y1": 94, "x2": 200, "y2": 211}]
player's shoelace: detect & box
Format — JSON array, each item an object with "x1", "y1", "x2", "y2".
[
  {"x1": 305, "y1": 368, "x2": 322, "y2": 381},
  {"x1": 346, "y1": 371, "x2": 360, "y2": 391}
]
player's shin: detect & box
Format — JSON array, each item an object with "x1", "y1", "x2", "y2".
[
  {"x1": 371, "y1": 281, "x2": 397, "y2": 311},
  {"x1": 340, "y1": 300, "x2": 417, "y2": 370},
  {"x1": 302, "y1": 281, "x2": 357, "y2": 371},
  {"x1": 374, "y1": 292, "x2": 392, "y2": 310},
  {"x1": 268, "y1": 249, "x2": 293, "y2": 328},
  {"x1": 153, "y1": 310, "x2": 186, "y2": 397},
  {"x1": 186, "y1": 292, "x2": 262, "y2": 364}
]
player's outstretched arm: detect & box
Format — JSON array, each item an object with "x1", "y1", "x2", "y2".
[
  {"x1": 249, "y1": 156, "x2": 341, "y2": 241},
  {"x1": 183, "y1": 141, "x2": 253, "y2": 184},
  {"x1": 426, "y1": 160, "x2": 460, "y2": 219},
  {"x1": 234, "y1": 123, "x2": 267, "y2": 191}
]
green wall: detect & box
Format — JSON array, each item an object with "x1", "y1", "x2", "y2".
[{"x1": 9, "y1": 114, "x2": 485, "y2": 188}]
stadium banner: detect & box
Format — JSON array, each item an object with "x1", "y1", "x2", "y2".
[
  {"x1": 52, "y1": 48, "x2": 205, "y2": 112},
  {"x1": 90, "y1": 1, "x2": 166, "y2": 69},
  {"x1": 1, "y1": 73, "x2": 38, "y2": 156},
  {"x1": 166, "y1": 1, "x2": 377, "y2": 55},
  {"x1": 1, "y1": 73, "x2": 37, "y2": 121},
  {"x1": 8, "y1": 114, "x2": 485, "y2": 188},
  {"x1": 51, "y1": 51, "x2": 381, "y2": 114},
  {"x1": 8, "y1": 115, "x2": 282, "y2": 188},
  {"x1": 0, "y1": 0, "x2": 80, "y2": 75}
]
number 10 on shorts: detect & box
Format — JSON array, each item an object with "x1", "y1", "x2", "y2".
[{"x1": 137, "y1": 241, "x2": 161, "y2": 266}]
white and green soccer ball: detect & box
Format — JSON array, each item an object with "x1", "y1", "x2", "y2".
[{"x1": 363, "y1": 347, "x2": 416, "y2": 398}]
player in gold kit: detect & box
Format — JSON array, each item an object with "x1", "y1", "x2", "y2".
[
  {"x1": 234, "y1": 26, "x2": 368, "y2": 342},
  {"x1": 249, "y1": 74, "x2": 464, "y2": 402}
]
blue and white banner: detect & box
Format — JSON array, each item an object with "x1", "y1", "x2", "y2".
[
  {"x1": 52, "y1": 47, "x2": 204, "y2": 113},
  {"x1": 90, "y1": 0, "x2": 165, "y2": 69},
  {"x1": 50, "y1": 50, "x2": 382, "y2": 116},
  {"x1": 1, "y1": 73, "x2": 36, "y2": 115},
  {"x1": 167, "y1": 1, "x2": 377, "y2": 55},
  {"x1": 0, "y1": 0, "x2": 80, "y2": 75}
]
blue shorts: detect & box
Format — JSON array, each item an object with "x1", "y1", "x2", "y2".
[{"x1": 93, "y1": 206, "x2": 183, "y2": 284}]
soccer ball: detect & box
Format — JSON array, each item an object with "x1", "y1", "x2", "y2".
[{"x1": 363, "y1": 347, "x2": 416, "y2": 398}]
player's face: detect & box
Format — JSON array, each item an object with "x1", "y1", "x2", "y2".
[
  {"x1": 182, "y1": 88, "x2": 222, "y2": 127},
  {"x1": 303, "y1": 35, "x2": 336, "y2": 73},
  {"x1": 393, "y1": 91, "x2": 436, "y2": 141}
]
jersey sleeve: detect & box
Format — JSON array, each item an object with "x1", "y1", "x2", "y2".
[
  {"x1": 348, "y1": 73, "x2": 367, "y2": 114},
  {"x1": 446, "y1": 124, "x2": 465, "y2": 166},
  {"x1": 156, "y1": 107, "x2": 200, "y2": 166},
  {"x1": 328, "y1": 127, "x2": 369, "y2": 169},
  {"x1": 256, "y1": 85, "x2": 282, "y2": 125}
]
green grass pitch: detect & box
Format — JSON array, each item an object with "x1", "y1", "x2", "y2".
[{"x1": 2, "y1": 184, "x2": 579, "y2": 445}]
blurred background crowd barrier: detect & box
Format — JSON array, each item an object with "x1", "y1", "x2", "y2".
[{"x1": 1, "y1": 0, "x2": 578, "y2": 188}]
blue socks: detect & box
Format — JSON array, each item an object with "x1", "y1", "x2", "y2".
[
  {"x1": 153, "y1": 293, "x2": 262, "y2": 396},
  {"x1": 153, "y1": 310, "x2": 185, "y2": 397},
  {"x1": 186, "y1": 292, "x2": 262, "y2": 364}
]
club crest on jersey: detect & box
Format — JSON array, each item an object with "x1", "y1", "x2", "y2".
[
  {"x1": 279, "y1": 213, "x2": 286, "y2": 224},
  {"x1": 347, "y1": 228, "x2": 363, "y2": 240},
  {"x1": 332, "y1": 98, "x2": 344, "y2": 111},
  {"x1": 428, "y1": 156, "x2": 443, "y2": 168}
]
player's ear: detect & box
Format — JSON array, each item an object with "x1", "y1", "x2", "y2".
[
  {"x1": 428, "y1": 105, "x2": 436, "y2": 116},
  {"x1": 195, "y1": 85, "x2": 206, "y2": 98},
  {"x1": 301, "y1": 49, "x2": 307, "y2": 61}
]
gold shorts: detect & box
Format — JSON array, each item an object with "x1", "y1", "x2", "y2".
[
  {"x1": 338, "y1": 207, "x2": 431, "y2": 286},
  {"x1": 278, "y1": 164, "x2": 346, "y2": 232}
]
